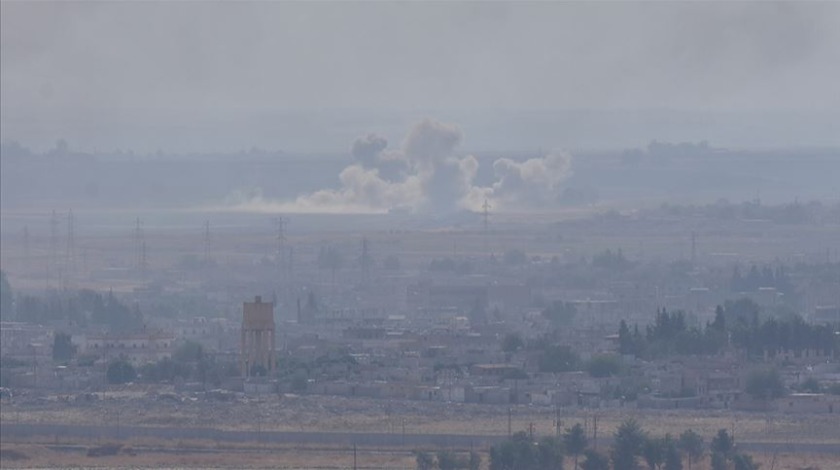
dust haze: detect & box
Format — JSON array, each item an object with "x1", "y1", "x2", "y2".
[{"x1": 2, "y1": 2, "x2": 840, "y2": 469}]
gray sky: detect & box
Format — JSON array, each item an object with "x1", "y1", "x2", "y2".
[{"x1": 2, "y1": 1, "x2": 839, "y2": 153}]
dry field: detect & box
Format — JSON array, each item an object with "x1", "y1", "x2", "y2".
[
  {"x1": 4, "y1": 393, "x2": 840, "y2": 444},
  {"x1": 1, "y1": 440, "x2": 839, "y2": 470},
  {"x1": 3, "y1": 393, "x2": 840, "y2": 470}
]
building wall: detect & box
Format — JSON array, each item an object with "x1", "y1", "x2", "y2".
[{"x1": 241, "y1": 296, "x2": 276, "y2": 376}]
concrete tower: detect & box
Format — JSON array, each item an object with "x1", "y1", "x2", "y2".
[{"x1": 240, "y1": 296, "x2": 276, "y2": 377}]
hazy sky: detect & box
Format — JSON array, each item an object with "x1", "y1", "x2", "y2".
[{"x1": 2, "y1": 1, "x2": 839, "y2": 153}]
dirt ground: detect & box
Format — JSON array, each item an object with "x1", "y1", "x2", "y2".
[
  {"x1": 3, "y1": 392, "x2": 840, "y2": 443},
  {"x1": 1, "y1": 441, "x2": 839, "y2": 470},
  {"x1": 2, "y1": 392, "x2": 840, "y2": 469}
]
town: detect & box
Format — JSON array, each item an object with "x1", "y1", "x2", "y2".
[
  {"x1": 3, "y1": 1, "x2": 840, "y2": 468},
  {"x1": 2, "y1": 194, "x2": 839, "y2": 468}
]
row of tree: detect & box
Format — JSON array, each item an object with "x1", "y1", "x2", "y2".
[
  {"x1": 484, "y1": 420, "x2": 756, "y2": 470},
  {"x1": 618, "y1": 301, "x2": 839, "y2": 360},
  {"x1": 9, "y1": 288, "x2": 143, "y2": 331},
  {"x1": 657, "y1": 200, "x2": 840, "y2": 225},
  {"x1": 105, "y1": 341, "x2": 239, "y2": 386},
  {"x1": 729, "y1": 265, "x2": 794, "y2": 294},
  {"x1": 416, "y1": 450, "x2": 481, "y2": 470}
]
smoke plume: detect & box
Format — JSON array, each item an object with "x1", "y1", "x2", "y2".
[{"x1": 238, "y1": 119, "x2": 574, "y2": 214}]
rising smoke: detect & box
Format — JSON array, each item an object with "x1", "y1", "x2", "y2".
[{"x1": 290, "y1": 119, "x2": 573, "y2": 214}]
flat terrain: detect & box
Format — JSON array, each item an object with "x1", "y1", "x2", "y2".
[{"x1": 2, "y1": 392, "x2": 840, "y2": 469}]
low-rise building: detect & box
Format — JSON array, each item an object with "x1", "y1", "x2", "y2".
[{"x1": 84, "y1": 331, "x2": 175, "y2": 365}]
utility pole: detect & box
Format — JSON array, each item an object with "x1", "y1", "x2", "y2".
[
  {"x1": 65, "y1": 209, "x2": 76, "y2": 290},
  {"x1": 276, "y1": 216, "x2": 287, "y2": 268},
  {"x1": 204, "y1": 220, "x2": 212, "y2": 266},
  {"x1": 361, "y1": 237, "x2": 371, "y2": 284},
  {"x1": 66, "y1": 209, "x2": 76, "y2": 273},
  {"x1": 140, "y1": 240, "x2": 148, "y2": 278},
  {"x1": 133, "y1": 217, "x2": 145, "y2": 273},
  {"x1": 691, "y1": 231, "x2": 697, "y2": 264},
  {"x1": 592, "y1": 414, "x2": 598, "y2": 450},
  {"x1": 30, "y1": 343, "x2": 40, "y2": 390},
  {"x1": 508, "y1": 407, "x2": 512, "y2": 436},
  {"x1": 23, "y1": 226, "x2": 30, "y2": 274},
  {"x1": 49, "y1": 210, "x2": 59, "y2": 289}
]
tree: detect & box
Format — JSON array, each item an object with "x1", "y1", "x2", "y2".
[
  {"x1": 580, "y1": 449, "x2": 610, "y2": 470},
  {"x1": 643, "y1": 437, "x2": 664, "y2": 470},
  {"x1": 745, "y1": 368, "x2": 785, "y2": 400},
  {"x1": 540, "y1": 345, "x2": 581, "y2": 373},
  {"x1": 290, "y1": 370, "x2": 309, "y2": 392},
  {"x1": 106, "y1": 359, "x2": 136, "y2": 384},
  {"x1": 619, "y1": 320, "x2": 635, "y2": 355},
  {"x1": 537, "y1": 436, "x2": 565, "y2": 470},
  {"x1": 710, "y1": 429, "x2": 734, "y2": 457},
  {"x1": 490, "y1": 432, "x2": 542, "y2": 470},
  {"x1": 544, "y1": 301, "x2": 577, "y2": 325},
  {"x1": 723, "y1": 298, "x2": 760, "y2": 329},
  {"x1": 416, "y1": 451, "x2": 435, "y2": 470},
  {"x1": 710, "y1": 451, "x2": 728, "y2": 470},
  {"x1": 502, "y1": 333, "x2": 524, "y2": 353},
  {"x1": 799, "y1": 377, "x2": 821, "y2": 393},
  {"x1": 52, "y1": 332, "x2": 76, "y2": 362},
  {"x1": 586, "y1": 354, "x2": 622, "y2": 378},
  {"x1": 678, "y1": 430, "x2": 704, "y2": 470},
  {"x1": 710, "y1": 305, "x2": 726, "y2": 332},
  {"x1": 564, "y1": 423, "x2": 588, "y2": 470},
  {"x1": 731, "y1": 453, "x2": 759, "y2": 470},
  {"x1": 468, "y1": 451, "x2": 481, "y2": 470},
  {"x1": 613, "y1": 419, "x2": 646, "y2": 470},
  {"x1": 173, "y1": 340, "x2": 204, "y2": 362},
  {"x1": 138, "y1": 357, "x2": 192, "y2": 383},
  {"x1": 0, "y1": 270, "x2": 13, "y2": 321},
  {"x1": 437, "y1": 450, "x2": 459, "y2": 470},
  {"x1": 592, "y1": 248, "x2": 631, "y2": 270},
  {"x1": 663, "y1": 438, "x2": 683, "y2": 470}
]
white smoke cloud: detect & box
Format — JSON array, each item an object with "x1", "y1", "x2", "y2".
[
  {"x1": 293, "y1": 119, "x2": 479, "y2": 213},
  {"x1": 402, "y1": 119, "x2": 463, "y2": 168},
  {"x1": 351, "y1": 133, "x2": 388, "y2": 168},
  {"x1": 299, "y1": 165, "x2": 423, "y2": 211},
  {"x1": 232, "y1": 119, "x2": 574, "y2": 214},
  {"x1": 489, "y1": 151, "x2": 573, "y2": 205}
]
